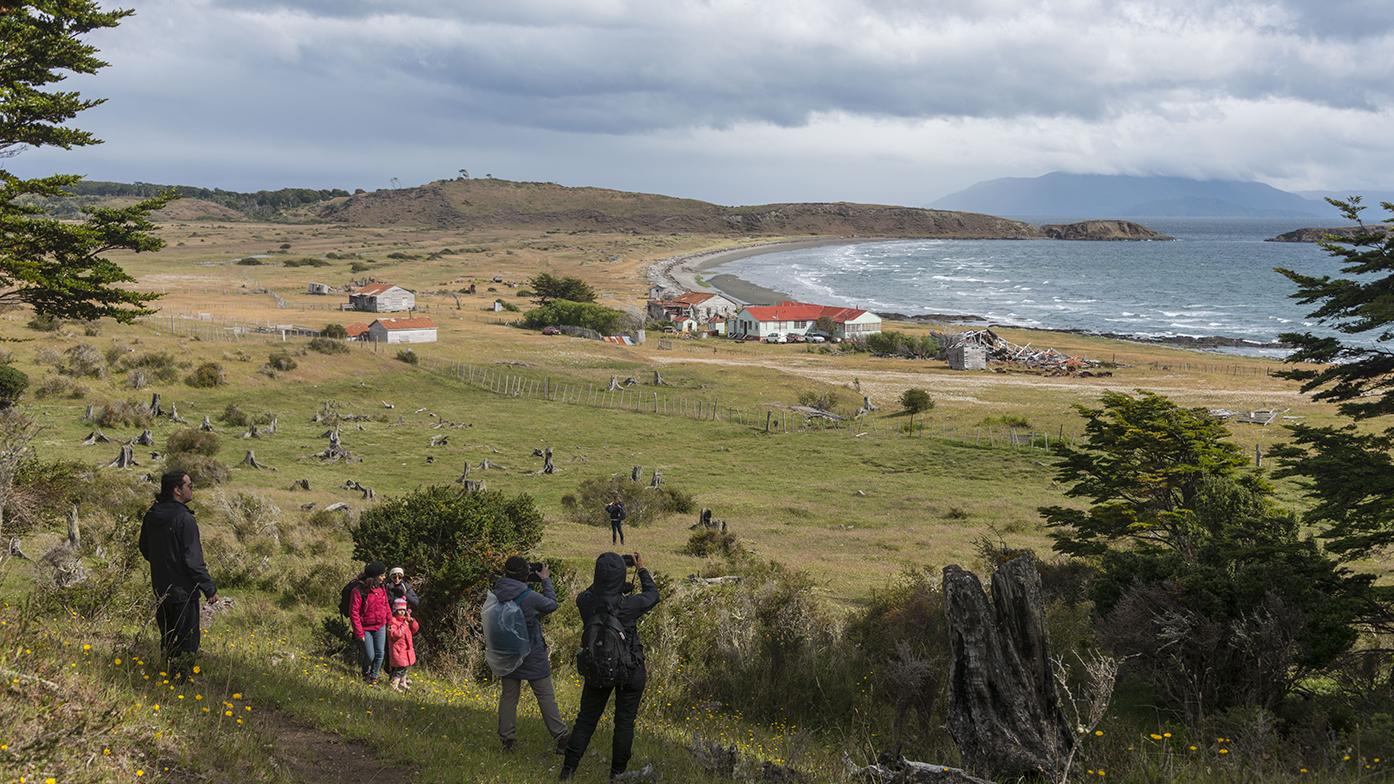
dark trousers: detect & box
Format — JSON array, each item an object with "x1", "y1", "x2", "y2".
[
  {"x1": 156, "y1": 594, "x2": 201, "y2": 658},
  {"x1": 610, "y1": 519, "x2": 625, "y2": 545},
  {"x1": 563, "y1": 670, "x2": 646, "y2": 776}
]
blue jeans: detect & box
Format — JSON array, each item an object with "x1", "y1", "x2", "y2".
[{"x1": 359, "y1": 626, "x2": 386, "y2": 680}]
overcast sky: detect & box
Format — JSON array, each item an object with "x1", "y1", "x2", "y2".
[{"x1": 9, "y1": 0, "x2": 1394, "y2": 205}]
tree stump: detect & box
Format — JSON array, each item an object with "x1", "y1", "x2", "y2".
[
  {"x1": 478, "y1": 459, "x2": 499, "y2": 470},
  {"x1": 169, "y1": 402, "x2": 188, "y2": 424},
  {"x1": 456, "y1": 462, "x2": 471, "y2": 484},
  {"x1": 289, "y1": 478, "x2": 310, "y2": 491},
  {"x1": 242, "y1": 425, "x2": 260, "y2": 439},
  {"x1": 942, "y1": 554, "x2": 1072, "y2": 781},
  {"x1": 134, "y1": 429, "x2": 155, "y2": 446},
  {"x1": 649, "y1": 470, "x2": 662, "y2": 488},
  {"x1": 199, "y1": 416, "x2": 215, "y2": 432},
  {"x1": 631, "y1": 465, "x2": 642, "y2": 482},
  {"x1": 83, "y1": 403, "x2": 94, "y2": 422},
  {"x1": 264, "y1": 416, "x2": 278, "y2": 434},
  {"x1": 240, "y1": 450, "x2": 273, "y2": 470},
  {"x1": 148, "y1": 393, "x2": 162, "y2": 418},
  {"x1": 430, "y1": 434, "x2": 449, "y2": 447},
  {"x1": 80, "y1": 430, "x2": 112, "y2": 446},
  {"x1": 462, "y1": 479, "x2": 485, "y2": 493},
  {"x1": 608, "y1": 376, "x2": 621, "y2": 392},
  {"x1": 106, "y1": 444, "x2": 138, "y2": 468},
  {"x1": 541, "y1": 447, "x2": 555, "y2": 475},
  {"x1": 652, "y1": 370, "x2": 664, "y2": 386}
]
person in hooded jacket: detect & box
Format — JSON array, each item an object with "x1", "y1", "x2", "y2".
[
  {"x1": 493, "y1": 556, "x2": 570, "y2": 753},
  {"x1": 386, "y1": 566, "x2": 420, "y2": 610},
  {"x1": 560, "y1": 552, "x2": 660, "y2": 781},
  {"x1": 349, "y1": 560, "x2": 390, "y2": 683},
  {"x1": 139, "y1": 471, "x2": 218, "y2": 662}
]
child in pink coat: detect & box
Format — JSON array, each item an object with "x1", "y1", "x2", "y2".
[{"x1": 387, "y1": 598, "x2": 420, "y2": 692}]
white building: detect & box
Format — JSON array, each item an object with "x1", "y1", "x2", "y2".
[
  {"x1": 349, "y1": 282, "x2": 416, "y2": 312},
  {"x1": 729, "y1": 302, "x2": 882, "y2": 340},
  {"x1": 368, "y1": 317, "x2": 437, "y2": 344},
  {"x1": 646, "y1": 291, "x2": 741, "y2": 322},
  {"x1": 307, "y1": 282, "x2": 331, "y2": 295}
]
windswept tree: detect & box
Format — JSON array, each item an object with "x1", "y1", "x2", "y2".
[
  {"x1": 899, "y1": 387, "x2": 933, "y2": 431},
  {"x1": 528, "y1": 272, "x2": 596, "y2": 305},
  {"x1": 1042, "y1": 390, "x2": 1372, "y2": 717},
  {"x1": 1, "y1": 2, "x2": 174, "y2": 322},
  {"x1": 1272, "y1": 198, "x2": 1394, "y2": 561}
]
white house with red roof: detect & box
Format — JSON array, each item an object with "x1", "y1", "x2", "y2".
[
  {"x1": 646, "y1": 291, "x2": 740, "y2": 322},
  {"x1": 368, "y1": 317, "x2": 437, "y2": 344},
  {"x1": 348, "y1": 282, "x2": 415, "y2": 312},
  {"x1": 730, "y1": 301, "x2": 881, "y2": 340}
]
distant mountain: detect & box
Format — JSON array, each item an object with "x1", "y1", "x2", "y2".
[
  {"x1": 1295, "y1": 189, "x2": 1394, "y2": 208},
  {"x1": 932, "y1": 172, "x2": 1327, "y2": 219}
]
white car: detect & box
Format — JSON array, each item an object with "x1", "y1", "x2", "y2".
[
  {"x1": 804, "y1": 335, "x2": 826, "y2": 343},
  {"x1": 763, "y1": 333, "x2": 787, "y2": 344}
]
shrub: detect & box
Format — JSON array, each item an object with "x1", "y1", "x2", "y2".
[
  {"x1": 283, "y1": 257, "x2": 330, "y2": 267},
  {"x1": 564, "y1": 474, "x2": 694, "y2": 527},
  {"x1": 852, "y1": 330, "x2": 939, "y2": 358},
  {"x1": 213, "y1": 490, "x2": 282, "y2": 546},
  {"x1": 683, "y1": 529, "x2": 744, "y2": 558},
  {"x1": 236, "y1": 257, "x2": 263, "y2": 265},
  {"x1": 522, "y1": 300, "x2": 626, "y2": 335},
  {"x1": 350, "y1": 486, "x2": 544, "y2": 653},
  {"x1": 528, "y1": 273, "x2": 596, "y2": 304},
  {"x1": 32, "y1": 374, "x2": 81, "y2": 399},
  {"x1": 26, "y1": 313, "x2": 62, "y2": 331},
  {"x1": 219, "y1": 401, "x2": 249, "y2": 427},
  {"x1": 796, "y1": 389, "x2": 843, "y2": 412},
  {"x1": 349, "y1": 261, "x2": 371, "y2": 273},
  {"x1": 309, "y1": 336, "x2": 350, "y2": 354},
  {"x1": 185, "y1": 362, "x2": 226, "y2": 387},
  {"x1": 162, "y1": 453, "x2": 230, "y2": 488},
  {"x1": 395, "y1": 349, "x2": 419, "y2": 365},
  {"x1": 166, "y1": 428, "x2": 219, "y2": 457},
  {"x1": 267, "y1": 351, "x2": 298, "y2": 371},
  {"x1": 0, "y1": 365, "x2": 28, "y2": 407},
  {"x1": 92, "y1": 399, "x2": 152, "y2": 428},
  {"x1": 62, "y1": 344, "x2": 106, "y2": 378},
  {"x1": 980, "y1": 414, "x2": 1031, "y2": 429},
  {"x1": 118, "y1": 351, "x2": 179, "y2": 382},
  {"x1": 320, "y1": 323, "x2": 348, "y2": 339}
]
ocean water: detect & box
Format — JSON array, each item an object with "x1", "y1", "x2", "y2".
[{"x1": 708, "y1": 218, "x2": 1363, "y2": 354}]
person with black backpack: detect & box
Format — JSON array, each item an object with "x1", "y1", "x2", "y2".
[
  {"x1": 341, "y1": 561, "x2": 390, "y2": 684},
  {"x1": 560, "y1": 552, "x2": 660, "y2": 781},
  {"x1": 605, "y1": 497, "x2": 627, "y2": 546}
]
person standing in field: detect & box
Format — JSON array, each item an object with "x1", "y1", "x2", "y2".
[
  {"x1": 386, "y1": 566, "x2": 420, "y2": 610},
  {"x1": 491, "y1": 556, "x2": 569, "y2": 753},
  {"x1": 139, "y1": 471, "x2": 218, "y2": 664},
  {"x1": 560, "y1": 552, "x2": 660, "y2": 781},
  {"x1": 605, "y1": 496, "x2": 627, "y2": 545},
  {"x1": 349, "y1": 561, "x2": 390, "y2": 684},
  {"x1": 386, "y1": 598, "x2": 419, "y2": 692}
]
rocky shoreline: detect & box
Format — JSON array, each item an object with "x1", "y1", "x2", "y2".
[
  {"x1": 1266, "y1": 225, "x2": 1387, "y2": 243},
  {"x1": 878, "y1": 312, "x2": 1289, "y2": 351}
]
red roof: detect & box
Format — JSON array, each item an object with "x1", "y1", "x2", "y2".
[
  {"x1": 356, "y1": 282, "x2": 398, "y2": 296},
  {"x1": 344, "y1": 322, "x2": 371, "y2": 337},
  {"x1": 741, "y1": 301, "x2": 869, "y2": 323},
  {"x1": 373, "y1": 317, "x2": 437, "y2": 331}
]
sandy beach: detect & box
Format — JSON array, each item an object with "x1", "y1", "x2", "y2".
[{"x1": 648, "y1": 237, "x2": 875, "y2": 305}]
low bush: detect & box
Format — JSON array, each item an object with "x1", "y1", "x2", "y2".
[
  {"x1": 395, "y1": 348, "x2": 419, "y2": 365},
  {"x1": 235, "y1": 256, "x2": 263, "y2": 265},
  {"x1": 563, "y1": 474, "x2": 694, "y2": 527},
  {"x1": 320, "y1": 323, "x2": 348, "y2": 339},
  {"x1": 117, "y1": 351, "x2": 180, "y2": 382},
  {"x1": 162, "y1": 453, "x2": 230, "y2": 488},
  {"x1": 166, "y1": 428, "x2": 220, "y2": 457},
  {"x1": 219, "y1": 401, "x2": 249, "y2": 427},
  {"x1": 32, "y1": 375, "x2": 80, "y2": 400},
  {"x1": 92, "y1": 399, "x2": 152, "y2": 429},
  {"x1": 283, "y1": 257, "x2": 330, "y2": 267},
  {"x1": 185, "y1": 362, "x2": 227, "y2": 387},
  {"x1": 683, "y1": 529, "x2": 744, "y2": 558},
  {"x1": 979, "y1": 414, "x2": 1031, "y2": 429},
  {"x1": 267, "y1": 351, "x2": 298, "y2": 371},
  {"x1": 349, "y1": 261, "x2": 371, "y2": 272},
  {"x1": 0, "y1": 365, "x2": 28, "y2": 407},
  {"x1": 309, "y1": 336, "x2": 349, "y2": 354},
  {"x1": 62, "y1": 343, "x2": 106, "y2": 378},
  {"x1": 26, "y1": 313, "x2": 62, "y2": 331},
  {"x1": 522, "y1": 300, "x2": 626, "y2": 335},
  {"x1": 846, "y1": 330, "x2": 939, "y2": 358}
]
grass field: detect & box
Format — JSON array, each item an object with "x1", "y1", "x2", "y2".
[{"x1": 0, "y1": 218, "x2": 1360, "y2": 783}]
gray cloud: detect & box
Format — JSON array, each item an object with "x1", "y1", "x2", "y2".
[{"x1": 5, "y1": 0, "x2": 1392, "y2": 201}]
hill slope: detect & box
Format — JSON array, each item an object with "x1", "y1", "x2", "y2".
[{"x1": 933, "y1": 172, "x2": 1326, "y2": 218}]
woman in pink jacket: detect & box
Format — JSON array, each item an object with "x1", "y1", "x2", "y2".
[
  {"x1": 387, "y1": 597, "x2": 420, "y2": 691},
  {"x1": 349, "y1": 561, "x2": 391, "y2": 684}
]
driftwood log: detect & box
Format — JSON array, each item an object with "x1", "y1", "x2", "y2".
[
  {"x1": 323, "y1": 502, "x2": 350, "y2": 513},
  {"x1": 943, "y1": 554, "x2": 1072, "y2": 781}
]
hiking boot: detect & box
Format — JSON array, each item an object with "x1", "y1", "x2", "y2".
[
  {"x1": 558, "y1": 768, "x2": 575, "y2": 781},
  {"x1": 501, "y1": 739, "x2": 516, "y2": 753},
  {"x1": 554, "y1": 731, "x2": 570, "y2": 755}
]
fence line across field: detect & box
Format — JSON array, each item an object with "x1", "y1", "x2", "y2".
[{"x1": 419, "y1": 356, "x2": 1077, "y2": 452}]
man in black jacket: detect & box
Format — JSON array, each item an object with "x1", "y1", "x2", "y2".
[
  {"x1": 605, "y1": 497, "x2": 626, "y2": 545},
  {"x1": 560, "y1": 552, "x2": 660, "y2": 781},
  {"x1": 139, "y1": 471, "x2": 218, "y2": 661}
]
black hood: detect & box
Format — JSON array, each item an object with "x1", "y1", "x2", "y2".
[
  {"x1": 589, "y1": 552, "x2": 628, "y2": 597},
  {"x1": 491, "y1": 575, "x2": 528, "y2": 603}
]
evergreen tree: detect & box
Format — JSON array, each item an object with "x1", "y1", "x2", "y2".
[
  {"x1": 527, "y1": 272, "x2": 596, "y2": 305},
  {"x1": 1, "y1": 2, "x2": 172, "y2": 322},
  {"x1": 1273, "y1": 198, "x2": 1394, "y2": 559}
]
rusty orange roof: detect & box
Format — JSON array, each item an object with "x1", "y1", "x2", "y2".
[
  {"x1": 356, "y1": 282, "x2": 398, "y2": 295},
  {"x1": 741, "y1": 301, "x2": 869, "y2": 322},
  {"x1": 372, "y1": 317, "x2": 437, "y2": 330},
  {"x1": 344, "y1": 322, "x2": 371, "y2": 337},
  {"x1": 672, "y1": 292, "x2": 716, "y2": 305}
]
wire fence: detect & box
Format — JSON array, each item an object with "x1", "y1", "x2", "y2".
[{"x1": 419, "y1": 356, "x2": 1075, "y2": 451}]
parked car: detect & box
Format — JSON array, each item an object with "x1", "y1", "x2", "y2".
[
  {"x1": 786, "y1": 333, "x2": 805, "y2": 343},
  {"x1": 804, "y1": 334, "x2": 826, "y2": 343},
  {"x1": 763, "y1": 334, "x2": 787, "y2": 344},
  {"x1": 541, "y1": 326, "x2": 561, "y2": 335}
]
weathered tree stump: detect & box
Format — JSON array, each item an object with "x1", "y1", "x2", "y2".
[
  {"x1": 168, "y1": 402, "x2": 188, "y2": 424},
  {"x1": 106, "y1": 444, "x2": 138, "y2": 468},
  {"x1": 462, "y1": 479, "x2": 485, "y2": 493},
  {"x1": 607, "y1": 376, "x2": 621, "y2": 392},
  {"x1": 430, "y1": 434, "x2": 449, "y2": 447},
  {"x1": 80, "y1": 430, "x2": 112, "y2": 446},
  {"x1": 943, "y1": 554, "x2": 1072, "y2": 781},
  {"x1": 242, "y1": 425, "x2": 261, "y2": 439},
  {"x1": 134, "y1": 429, "x2": 155, "y2": 446},
  {"x1": 289, "y1": 479, "x2": 310, "y2": 491},
  {"x1": 456, "y1": 462, "x2": 471, "y2": 483},
  {"x1": 652, "y1": 370, "x2": 664, "y2": 386},
  {"x1": 649, "y1": 470, "x2": 662, "y2": 488},
  {"x1": 478, "y1": 459, "x2": 499, "y2": 470},
  {"x1": 83, "y1": 403, "x2": 94, "y2": 422},
  {"x1": 631, "y1": 465, "x2": 642, "y2": 482},
  {"x1": 263, "y1": 416, "x2": 277, "y2": 434},
  {"x1": 541, "y1": 447, "x2": 554, "y2": 475},
  {"x1": 148, "y1": 393, "x2": 162, "y2": 418},
  {"x1": 240, "y1": 450, "x2": 273, "y2": 470},
  {"x1": 199, "y1": 415, "x2": 215, "y2": 432}
]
